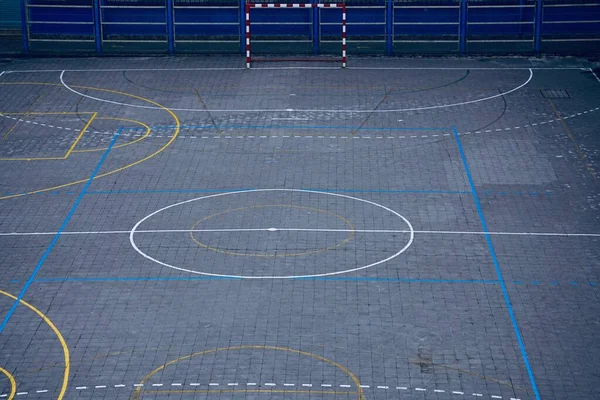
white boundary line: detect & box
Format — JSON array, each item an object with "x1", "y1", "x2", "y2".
[
  {"x1": 590, "y1": 68, "x2": 600, "y2": 83},
  {"x1": 5, "y1": 66, "x2": 588, "y2": 73},
  {"x1": 2, "y1": 228, "x2": 598, "y2": 238},
  {"x1": 59, "y1": 69, "x2": 533, "y2": 114},
  {"x1": 129, "y1": 189, "x2": 415, "y2": 279},
  {"x1": 0, "y1": 71, "x2": 5, "y2": 78}
]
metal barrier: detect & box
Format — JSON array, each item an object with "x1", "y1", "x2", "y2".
[
  {"x1": 541, "y1": 0, "x2": 600, "y2": 52},
  {"x1": 321, "y1": 0, "x2": 386, "y2": 54},
  {"x1": 26, "y1": 0, "x2": 96, "y2": 52},
  {"x1": 12, "y1": 0, "x2": 600, "y2": 56},
  {"x1": 466, "y1": 0, "x2": 537, "y2": 53},
  {"x1": 100, "y1": 0, "x2": 169, "y2": 53},
  {"x1": 173, "y1": 0, "x2": 240, "y2": 53},
  {"x1": 393, "y1": 0, "x2": 461, "y2": 54}
]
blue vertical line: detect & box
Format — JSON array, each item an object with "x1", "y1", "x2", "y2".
[
  {"x1": 240, "y1": 0, "x2": 246, "y2": 54},
  {"x1": 459, "y1": 0, "x2": 467, "y2": 53},
  {"x1": 312, "y1": 0, "x2": 319, "y2": 54},
  {"x1": 452, "y1": 127, "x2": 541, "y2": 400},
  {"x1": 21, "y1": 0, "x2": 29, "y2": 53},
  {"x1": 534, "y1": 0, "x2": 543, "y2": 53},
  {"x1": 167, "y1": 0, "x2": 174, "y2": 54},
  {"x1": 386, "y1": 0, "x2": 393, "y2": 55},
  {"x1": 0, "y1": 128, "x2": 122, "y2": 334},
  {"x1": 93, "y1": 0, "x2": 102, "y2": 53}
]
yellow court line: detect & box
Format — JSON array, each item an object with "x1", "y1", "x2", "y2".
[
  {"x1": 0, "y1": 82, "x2": 180, "y2": 200},
  {"x1": 0, "y1": 290, "x2": 69, "y2": 400},
  {"x1": 0, "y1": 112, "x2": 94, "y2": 115},
  {"x1": 0, "y1": 367, "x2": 16, "y2": 400},
  {"x1": 63, "y1": 112, "x2": 97, "y2": 158},
  {"x1": 139, "y1": 389, "x2": 357, "y2": 396},
  {"x1": 190, "y1": 204, "x2": 356, "y2": 257},
  {"x1": 1, "y1": 94, "x2": 45, "y2": 141},
  {"x1": 0, "y1": 111, "x2": 97, "y2": 161},
  {"x1": 132, "y1": 345, "x2": 364, "y2": 400},
  {"x1": 73, "y1": 117, "x2": 151, "y2": 153}
]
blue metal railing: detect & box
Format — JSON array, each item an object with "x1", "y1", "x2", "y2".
[{"x1": 16, "y1": 0, "x2": 600, "y2": 55}]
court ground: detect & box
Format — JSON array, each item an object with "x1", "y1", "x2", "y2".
[{"x1": 0, "y1": 56, "x2": 599, "y2": 400}]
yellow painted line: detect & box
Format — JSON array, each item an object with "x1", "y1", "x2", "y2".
[
  {"x1": 190, "y1": 204, "x2": 356, "y2": 257},
  {"x1": 0, "y1": 112, "x2": 94, "y2": 115},
  {"x1": 63, "y1": 112, "x2": 97, "y2": 158},
  {"x1": 0, "y1": 290, "x2": 69, "y2": 400},
  {"x1": 1, "y1": 94, "x2": 45, "y2": 140},
  {"x1": 132, "y1": 345, "x2": 364, "y2": 400},
  {"x1": 138, "y1": 389, "x2": 357, "y2": 395},
  {"x1": 0, "y1": 367, "x2": 16, "y2": 400},
  {"x1": 0, "y1": 111, "x2": 97, "y2": 161},
  {"x1": 0, "y1": 82, "x2": 180, "y2": 201},
  {"x1": 547, "y1": 99, "x2": 598, "y2": 180},
  {"x1": 73, "y1": 117, "x2": 151, "y2": 153}
]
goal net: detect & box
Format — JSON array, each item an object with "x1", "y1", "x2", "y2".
[{"x1": 245, "y1": 2, "x2": 347, "y2": 68}]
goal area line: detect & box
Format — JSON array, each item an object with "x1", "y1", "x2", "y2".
[{"x1": 245, "y1": 3, "x2": 347, "y2": 69}]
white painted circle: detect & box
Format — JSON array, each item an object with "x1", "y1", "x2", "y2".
[{"x1": 129, "y1": 189, "x2": 414, "y2": 279}]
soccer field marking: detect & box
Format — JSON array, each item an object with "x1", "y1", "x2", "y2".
[
  {"x1": 1, "y1": 228, "x2": 598, "y2": 238},
  {"x1": 59, "y1": 69, "x2": 533, "y2": 113},
  {"x1": 1, "y1": 380, "x2": 522, "y2": 400},
  {"x1": 3, "y1": 104, "x2": 599, "y2": 143}
]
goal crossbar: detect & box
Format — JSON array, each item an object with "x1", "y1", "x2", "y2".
[{"x1": 245, "y1": 3, "x2": 347, "y2": 68}]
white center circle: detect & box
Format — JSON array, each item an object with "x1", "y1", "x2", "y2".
[{"x1": 129, "y1": 189, "x2": 414, "y2": 279}]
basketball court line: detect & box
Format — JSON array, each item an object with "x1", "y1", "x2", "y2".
[
  {"x1": 452, "y1": 126, "x2": 540, "y2": 400},
  {"x1": 1, "y1": 228, "x2": 598, "y2": 237},
  {"x1": 59, "y1": 69, "x2": 533, "y2": 113},
  {"x1": 0, "y1": 129, "x2": 122, "y2": 334}
]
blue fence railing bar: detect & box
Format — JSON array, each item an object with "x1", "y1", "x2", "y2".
[{"x1": 14, "y1": 0, "x2": 600, "y2": 54}]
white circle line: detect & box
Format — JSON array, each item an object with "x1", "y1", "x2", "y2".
[
  {"x1": 129, "y1": 189, "x2": 415, "y2": 279},
  {"x1": 59, "y1": 69, "x2": 533, "y2": 114}
]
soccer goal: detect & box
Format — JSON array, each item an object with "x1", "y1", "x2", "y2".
[{"x1": 245, "y1": 3, "x2": 347, "y2": 69}]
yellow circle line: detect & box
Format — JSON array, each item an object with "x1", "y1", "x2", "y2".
[
  {"x1": 190, "y1": 204, "x2": 356, "y2": 257},
  {"x1": 132, "y1": 345, "x2": 364, "y2": 400},
  {"x1": 0, "y1": 82, "x2": 180, "y2": 201},
  {"x1": 73, "y1": 117, "x2": 152, "y2": 153},
  {"x1": 0, "y1": 367, "x2": 16, "y2": 400},
  {"x1": 0, "y1": 290, "x2": 70, "y2": 400}
]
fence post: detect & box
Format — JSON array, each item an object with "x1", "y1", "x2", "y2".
[
  {"x1": 534, "y1": 0, "x2": 542, "y2": 53},
  {"x1": 167, "y1": 0, "x2": 174, "y2": 54},
  {"x1": 93, "y1": 0, "x2": 102, "y2": 53},
  {"x1": 460, "y1": 0, "x2": 467, "y2": 53},
  {"x1": 313, "y1": 0, "x2": 319, "y2": 54},
  {"x1": 20, "y1": 0, "x2": 29, "y2": 53},
  {"x1": 240, "y1": 0, "x2": 246, "y2": 54},
  {"x1": 386, "y1": 0, "x2": 393, "y2": 55}
]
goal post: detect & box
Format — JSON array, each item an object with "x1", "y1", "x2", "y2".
[{"x1": 245, "y1": 3, "x2": 347, "y2": 69}]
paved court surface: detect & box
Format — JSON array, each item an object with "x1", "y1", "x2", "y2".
[{"x1": 0, "y1": 56, "x2": 599, "y2": 400}]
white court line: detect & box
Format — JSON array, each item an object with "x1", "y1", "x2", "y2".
[
  {"x1": 59, "y1": 69, "x2": 533, "y2": 113},
  {"x1": 590, "y1": 68, "x2": 600, "y2": 83},
  {"x1": 5, "y1": 66, "x2": 587, "y2": 73},
  {"x1": 0, "y1": 71, "x2": 5, "y2": 78},
  {"x1": 0, "y1": 228, "x2": 598, "y2": 237}
]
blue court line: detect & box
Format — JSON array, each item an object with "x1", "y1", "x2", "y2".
[
  {"x1": 0, "y1": 128, "x2": 122, "y2": 334},
  {"x1": 85, "y1": 188, "x2": 470, "y2": 196},
  {"x1": 19, "y1": 276, "x2": 498, "y2": 284},
  {"x1": 452, "y1": 126, "x2": 541, "y2": 400},
  {"x1": 124, "y1": 124, "x2": 450, "y2": 133}
]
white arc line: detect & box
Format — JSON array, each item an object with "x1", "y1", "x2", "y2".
[
  {"x1": 129, "y1": 189, "x2": 415, "y2": 279},
  {"x1": 1, "y1": 229, "x2": 599, "y2": 238},
  {"x1": 59, "y1": 69, "x2": 533, "y2": 114}
]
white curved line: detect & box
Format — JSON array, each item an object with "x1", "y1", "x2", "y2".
[
  {"x1": 60, "y1": 69, "x2": 533, "y2": 114},
  {"x1": 129, "y1": 189, "x2": 415, "y2": 279}
]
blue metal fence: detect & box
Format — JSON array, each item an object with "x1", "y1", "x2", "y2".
[{"x1": 7, "y1": 0, "x2": 600, "y2": 55}]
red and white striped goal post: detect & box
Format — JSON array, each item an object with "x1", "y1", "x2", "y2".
[{"x1": 245, "y1": 3, "x2": 347, "y2": 69}]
